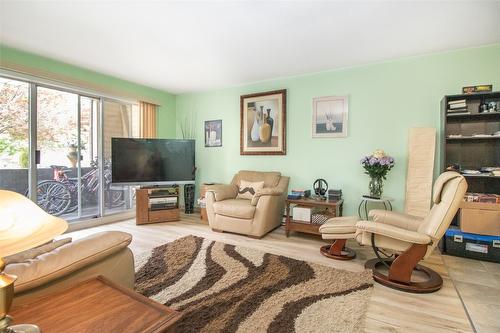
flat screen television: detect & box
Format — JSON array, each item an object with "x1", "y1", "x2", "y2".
[{"x1": 111, "y1": 138, "x2": 195, "y2": 185}]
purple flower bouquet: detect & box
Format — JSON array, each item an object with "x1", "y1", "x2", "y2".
[{"x1": 360, "y1": 149, "x2": 395, "y2": 197}]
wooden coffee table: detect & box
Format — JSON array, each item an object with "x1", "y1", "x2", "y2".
[
  {"x1": 285, "y1": 198, "x2": 343, "y2": 237},
  {"x1": 11, "y1": 276, "x2": 181, "y2": 333}
]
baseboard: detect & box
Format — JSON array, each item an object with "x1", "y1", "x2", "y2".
[{"x1": 66, "y1": 210, "x2": 136, "y2": 233}]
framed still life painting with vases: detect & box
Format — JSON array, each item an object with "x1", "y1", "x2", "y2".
[
  {"x1": 240, "y1": 89, "x2": 286, "y2": 155},
  {"x1": 312, "y1": 96, "x2": 348, "y2": 138},
  {"x1": 204, "y1": 119, "x2": 222, "y2": 147}
]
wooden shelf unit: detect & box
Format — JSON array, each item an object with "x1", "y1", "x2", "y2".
[
  {"x1": 446, "y1": 112, "x2": 500, "y2": 120},
  {"x1": 285, "y1": 198, "x2": 343, "y2": 237},
  {"x1": 446, "y1": 136, "x2": 500, "y2": 141},
  {"x1": 441, "y1": 91, "x2": 500, "y2": 239},
  {"x1": 136, "y1": 186, "x2": 180, "y2": 225}
]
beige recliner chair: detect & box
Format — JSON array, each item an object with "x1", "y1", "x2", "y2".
[
  {"x1": 355, "y1": 171, "x2": 467, "y2": 293},
  {"x1": 205, "y1": 170, "x2": 289, "y2": 238}
]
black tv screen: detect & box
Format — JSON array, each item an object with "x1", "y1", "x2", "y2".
[{"x1": 111, "y1": 138, "x2": 195, "y2": 184}]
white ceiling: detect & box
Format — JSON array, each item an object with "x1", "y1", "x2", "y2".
[{"x1": 1, "y1": 1, "x2": 500, "y2": 94}]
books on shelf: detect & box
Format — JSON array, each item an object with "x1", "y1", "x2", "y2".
[
  {"x1": 448, "y1": 99, "x2": 466, "y2": 106},
  {"x1": 327, "y1": 189, "x2": 342, "y2": 202},
  {"x1": 328, "y1": 189, "x2": 342, "y2": 195},
  {"x1": 149, "y1": 197, "x2": 177, "y2": 204},
  {"x1": 447, "y1": 99, "x2": 468, "y2": 114},
  {"x1": 449, "y1": 104, "x2": 467, "y2": 109},
  {"x1": 464, "y1": 193, "x2": 500, "y2": 204},
  {"x1": 288, "y1": 189, "x2": 311, "y2": 200}
]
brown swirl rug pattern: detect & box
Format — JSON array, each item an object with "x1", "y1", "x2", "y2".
[{"x1": 135, "y1": 235, "x2": 373, "y2": 333}]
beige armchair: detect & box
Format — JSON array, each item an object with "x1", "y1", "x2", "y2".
[
  {"x1": 355, "y1": 171, "x2": 467, "y2": 293},
  {"x1": 205, "y1": 170, "x2": 289, "y2": 238}
]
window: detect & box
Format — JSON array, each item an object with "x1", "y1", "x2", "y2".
[{"x1": 0, "y1": 74, "x2": 140, "y2": 222}]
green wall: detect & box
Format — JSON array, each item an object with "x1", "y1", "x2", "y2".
[
  {"x1": 3, "y1": 43, "x2": 499, "y2": 216},
  {"x1": 176, "y1": 44, "x2": 500, "y2": 215},
  {"x1": 0, "y1": 45, "x2": 177, "y2": 138}
]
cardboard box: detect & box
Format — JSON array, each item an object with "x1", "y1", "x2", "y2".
[
  {"x1": 293, "y1": 206, "x2": 312, "y2": 222},
  {"x1": 460, "y1": 206, "x2": 500, "y2": 236}
]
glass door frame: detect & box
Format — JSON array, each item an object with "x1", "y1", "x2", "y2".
[
  {"x1": 27, "y1": 82, "x2": 37, "y2": 203},
  {"x1": 1, "y1": 69, "x2": 138, "y2": 222},
  {"x1": 100, "y1": 97, "x2": 137, "y2": 216},
  {"x1": 30, "y1": 83, "x2": 103, "y2": 220}
]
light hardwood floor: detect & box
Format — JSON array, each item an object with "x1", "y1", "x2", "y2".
[{"x1": 66, "y1": 214, "x2": 497, "y2": 333}]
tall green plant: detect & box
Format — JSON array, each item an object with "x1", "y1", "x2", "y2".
[{"x1": 177, "y1": 112, "x2": 197, "y2": 139}]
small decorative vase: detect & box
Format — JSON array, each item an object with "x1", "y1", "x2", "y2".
[
  {"x1": 368, "y1": 176, "x2": 383, "y2": 198},
  {"x1": 259, "y1": 122, "x2": 271, "y2": 143},
  {"x1": 266, "y1": 108, "x2": 274, "y2": 134},
  {"x1": 250, "y1": 110, "x2": 261, "y2": 142}
]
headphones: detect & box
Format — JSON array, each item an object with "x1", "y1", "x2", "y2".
[{"x1": 313, "y1": 179, "x2": 328, "y2": 197}]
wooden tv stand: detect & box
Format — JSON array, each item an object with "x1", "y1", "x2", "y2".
[{"x1": 136, "y1": 186, "x2": 180, "y2": 225}]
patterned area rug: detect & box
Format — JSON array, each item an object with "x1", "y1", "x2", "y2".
[{"x1": 135, "y1": 235, "x2": 373, "y2": 333}]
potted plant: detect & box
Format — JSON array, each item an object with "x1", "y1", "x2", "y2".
[
  {"x1": 360, "y1": 149, "x2": 395, "y2": 198},
  {"x1": 67, "y1": 142, "x2": 85, "y2": 168}
]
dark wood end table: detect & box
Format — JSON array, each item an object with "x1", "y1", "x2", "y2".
[
  {"x1": 285, "y1": 198, "x2": 343, "y2": 237},
  {"x1": 11, "y1": 276, "x2": 181, "y2": 333}
]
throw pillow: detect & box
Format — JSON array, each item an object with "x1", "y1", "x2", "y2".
[
  {"x1": 236, "y1": 180, "x2": 264, "y2": 200},
  {"x1": 4, "y1": 237, "x2": 72, "y2": 265}
]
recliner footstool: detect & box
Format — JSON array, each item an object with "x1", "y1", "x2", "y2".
[{"x1": 319, "y1": 216, "x2": 360, "y2": 260}]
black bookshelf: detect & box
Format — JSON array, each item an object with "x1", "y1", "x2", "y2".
[
  {"x1": 441, "y1": 91, "x2": 500, "y2": 196},
  {"x1": 439, "y1": 92, "x2": 500, "y2": 255}
]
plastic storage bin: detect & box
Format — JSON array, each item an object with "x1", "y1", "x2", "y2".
[{"x1": 445, "y1": 228, "x2": 500, "y2": 263}]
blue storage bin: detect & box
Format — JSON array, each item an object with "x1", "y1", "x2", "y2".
[{"x1": 445, "y1": 228, "x2": 500, "y2": 263}]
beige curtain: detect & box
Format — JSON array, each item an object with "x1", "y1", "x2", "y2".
[{"x1": 139, "y1": 101, "x2": 158, "y2": 138}]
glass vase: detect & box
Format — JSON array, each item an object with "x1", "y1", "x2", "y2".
[{"x1": 368, "y1": 176, "x2": 383, "y2": 198}]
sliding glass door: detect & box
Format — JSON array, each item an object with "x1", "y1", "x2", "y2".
[
  {"x1": 0, "y1": 74, "x2": 139, "y2": 222},
  {"x1": 35, "y1": 86, "x2": 80, "y2": 217},
  {"x1": 0, "y1": 77, "x2": 30, "y2": 195}
]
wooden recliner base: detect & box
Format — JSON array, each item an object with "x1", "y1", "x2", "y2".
[
  {"x1": 320, "y1": 239, "x2": 356, "y2": 260},
  {"x1": 365, "y1": 243, "x2": 443, "y2": 293}
]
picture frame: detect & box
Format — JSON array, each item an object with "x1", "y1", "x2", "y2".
[
  {"x1": 312, "y1": 95, "x2": 348, "y2": 138},
  {"x1": 204, "y1": 119, "x2": 222, "y2": 147},
  {"x1": 240, "y1": 89, "x2": 286, "y2": 155}
]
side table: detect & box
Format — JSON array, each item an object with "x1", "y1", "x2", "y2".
[
  {"x1": 285, "y1": 198, "x2": 343, "y2": 237},
  {"x1": 358, "y1": 196, "x2": 394, "y2": 220},
  {"x1": 11, "y1": 276, "x2": 181, "y2": 333},
  {"x1": 199, "y1": 183, "x2": 220, "y2": 224}
]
